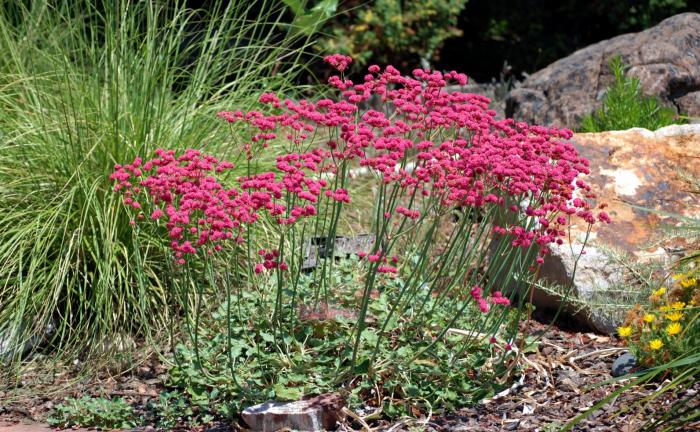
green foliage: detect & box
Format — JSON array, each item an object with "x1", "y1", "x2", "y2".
[
  {"x1": 0, "y1": 0, "x2": 321, "y2": 361},
  {"x1": 164, "y1": 258, "x2": 519, "y2": 420},
  {"x1": 48, "y1": 396, "x2": 138, "y2": 429},
  {"x1": 318, "y1": 0, "x2": 468, "y2": 69},
  {"x1": 625, "y1": 178, "x2": 700, "y2": 431},
  {"x1": 669, "y1": 174, "x2": 700, "y2": 265},
  {"x1": 284, "y1": 0, "x2": 339, "y2": 36},
  {"x1": 565, "y1": 352, "x2": 700, "y2": 431},
  {"x1": 580, "y1": 56, "x2": 679, "y2": 132},
  {"x1": 150, "y1": 391, "x2": 212, "y2": 429},
  {"x1": 616, "y1": 272, "x2": 699, "y2": 367},
  {"x1": 623, "y1": 0, "x2": 690, "y2": 30}
]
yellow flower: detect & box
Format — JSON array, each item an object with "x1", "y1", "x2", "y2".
[
  {"x1": 643, "y1": 314, "x2": 655, "y2": 323},
  {"x1": 649, "y1": 339, "x2": 664, "y2": 350},
  {"x1": 666, "y1": 322, "x2": 682, "y2": 336},
  {"x1": 652, "y1": 287, "x2": 667, "y2": 296},
  {"x1": 681, "y1": 278, "x2": 697, "y2": 288},
  {"x1": 618, "y1": 326, "x2": 633, "y2": 337},
  {"x1": 671, "y1": 301, "x2": 686, "y2": 310},
  {"x1": 354, "y1": 24, "x2": 369, "y2": 32},
  {"x1": 666, "y1": 311, "x2": 684, "y2": 322},
  {"x1": 659, "y1": 305, "x2": 671, "y2": 312},
  {"x1": 672, "y1": 273, "x2": 684, "y2": 281}
]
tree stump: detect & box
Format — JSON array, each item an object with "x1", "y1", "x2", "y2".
[{"x1": 241, "y1": 393, "x2": 345, "y2": 432}]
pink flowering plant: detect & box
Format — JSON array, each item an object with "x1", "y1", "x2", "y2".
[{"x1": 112, "y1": 54, "x2": 608, "y2": 414}]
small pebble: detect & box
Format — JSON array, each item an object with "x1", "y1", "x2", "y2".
[{"x1": 611, "y1": 352, "x2": 637, "y2": 377}]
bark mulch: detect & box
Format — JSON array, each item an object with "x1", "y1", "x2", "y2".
[
  {"x1": 377, "y1": 320, "x2": 700, "y2": 431},
  {"x1": 1, "y1": 319, "x2": 698, "y2": 431}
]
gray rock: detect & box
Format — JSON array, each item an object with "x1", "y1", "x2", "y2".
[
  {"x1": 241, "y1": 393, "x2": 345, "y2": 432},
  {"x1": 611, "y1": 352, "x2": 637, "y2": 377},
  {"x1": 677, "y1": 91, "x2": 700, "y2": 119},
  {"x1": 506, "y1": 13, "x2": 700, "y2": 129},
  {"x1": 0, "y1": 320, "x2": 56, "y2": 361},
  {"x1": 537, "y1": 242, "x2": 630, "y2": 335}
]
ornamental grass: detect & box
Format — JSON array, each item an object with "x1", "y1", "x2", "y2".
[{"x1": 0, "y1": 0, "x2": 320, "y2": 363}]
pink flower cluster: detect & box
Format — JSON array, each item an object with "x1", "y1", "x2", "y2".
[
  {"x1": 111, "y1": 147, "x2": 362, "y2": 265},
  {"x1": 324, "y1": 54, "x2": 352, "y2": 72},
  {"x1": 111, "y1": 149, "x2": 259, "y2": 264},
  {"x1": 255, "y1": 249, "x2": 287, "y2": 273},
  {"x1": 114, "y1": 55, "x2": 610, "y2": 280},
  {"x1": 471, "y1": 286, "x2": 511, "y2": 313},
  {"x1": 215, "y1": 55, "x2": 609, "y2": 265},
  {"x1": 353, "y1": 252, "x2": 399, "y2": 274}
]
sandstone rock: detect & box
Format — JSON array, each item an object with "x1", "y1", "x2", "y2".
[
  {"x1": 241, "y1": 393, "x2": 345, "y2": 432},
  {"x1": 506, "y1": 13, "x2": 700, "y2": 129},
  {"x1": 537, "y1": 125, "x2": 700, "y2": 333}
]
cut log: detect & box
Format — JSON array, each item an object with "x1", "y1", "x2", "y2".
[{"x1": 241, "y1": 393, "x2": 345, "y2": 432}]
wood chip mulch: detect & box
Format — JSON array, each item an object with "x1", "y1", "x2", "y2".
[
  {"x1": 1, "y1": 319, "x2": 698, "y2": 431},
  {"x1": 373, "y1": 320, "x2": 700, "y2": 432}
]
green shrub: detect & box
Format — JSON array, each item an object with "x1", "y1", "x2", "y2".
[
  {"x1": 48, "y1": 396, "x2": 138, "y2": 429},
  {"x1": 0, "y1": 0, "x2": 321, "y2": 361},
  {"x1": 565, "y1": 268, "x2": 699, "y2": 432},
  {"x1": 114, "y1": 57, "x2": 603, "y2": 418},
  {"x1": 318, "y1": 0, "x2": 468, "y2": 69},
  {"x1": 579, "y1": 56, "x2": 679, "y2": 132},
  {"x1": 616, "y1": 178, "x2": 700, "y2": 431}
]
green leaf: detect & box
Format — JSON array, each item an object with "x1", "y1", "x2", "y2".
[
  {"x1": 521, "y1": 336, "x2": 539, "y2": 354},
  {"x1": 442, "y1": 389, "x2": 459, "y2": 401},
  {"x1": 229, "y1": 339, "x2": 246, "y2": 358},
  {"x1": 360, "y1": 329, "x2": 378, "y2": 345},
  {"x1": 187, "y1": 385, "x2": 210, "y2": 405},
  {"x1": 289, "y1": 0, "x2": 338, "y2": 36},
  {"x1": 274, "y1": 384, "x2": 304, "y2": 401},
  {"x1": 311, "y1": 0, "x2": 338, "y2": 15},
  {"x1": 405, "y1": 384, "x2": 419, "y2": 397},
  {"x1": 353, "y1": 357, "x2": 371, "y2": 375},
  {"x1": 282, "y1": 0, "x2": 304, "y2": 15},
  {"x1": 287, "y1": 373, "x2": 307, "y2": 382}
]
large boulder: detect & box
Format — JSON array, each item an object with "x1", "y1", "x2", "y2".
[
  {"x1": 505, "y1": 13, "x2": 700, "y2": 129},
  {"x1": 537, "y1": 124, "x2": 700, "y2": 334}
]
